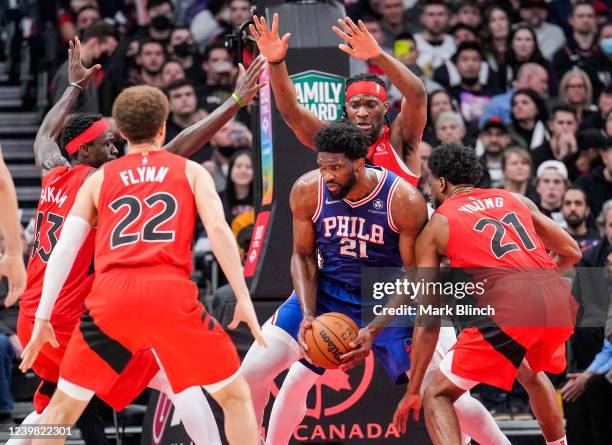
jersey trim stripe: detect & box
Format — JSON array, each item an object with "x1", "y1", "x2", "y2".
[
  {"x1": 311, "y1": 175, "x2": 325, "y2": 222},
  {"x1": 342, "y1": 168, "x2": 388, "y2": 208},
  {"x1": 389, "y1": 143, "x2": 419, "y2": 180},
  {"x1": 387, "y1": 177, "x2": 402, "y2": 233}
]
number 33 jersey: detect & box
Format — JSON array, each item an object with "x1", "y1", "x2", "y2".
[
  {"x1": 313, "y1": 167, "x2": 404, "y2": 295},
  {"x1": 95, "y1": 150, "x2": 196, "y2": 278},
  {"x1": 435, "y1": 188, "x2": 556, "y2": 269},
  {"x1": 21, "y1": 164, "x2": 96, "y2": 325}
]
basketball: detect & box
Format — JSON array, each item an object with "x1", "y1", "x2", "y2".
[{"x1": 304, "y1": 312, "x2": 360, "y2": 369}]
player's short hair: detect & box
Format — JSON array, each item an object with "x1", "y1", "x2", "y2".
[
  {"x1": 315, "y1": 122, "x2": 369, "y2": 161},
  {"x1": 428, "y1": 143, "x2": 483, "y2": 185},
  {"x1": 59, "y1": 113, "x2": 103, "y2": 158},
  {"x1": 112, "y1": 86, "x2": 169, "y2": 144},
  {"x1": 345, "y1": 73, "x2": 386, "y2": 92}
]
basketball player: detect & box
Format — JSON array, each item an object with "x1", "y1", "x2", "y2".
[
  {"x1": 242, "y1": 123, "x2": 512, "y2": 445},
  {"x1": 0, "y1": 146, "x2": 26, "y2": 303},
  {"x1": 249, "y1": 14, "x2": 425, "y2": 186},
  {"x1": 21, "y1": 84, "x2": 264, "y2": 445},
  {"x1": 12, "y1": 38, "x2": 267, "y2": 445},
  {"x1": 395, "y1": 143, "x2": 580, "y2": 445}
]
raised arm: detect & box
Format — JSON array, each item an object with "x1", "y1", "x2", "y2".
[
  {"x1": 163, "y1": 55, "x2": 268, "y2": 156},
  {"x1": 34, "y1": 37, "x2": 100, "y2": 176},
  {"x1": 189, "y1": 161, "x2": 265, "y2": 346},
  {"x1": 0, "y1": 147, "x2": 26, "y2": 307},
  {"x1": 332, "y1": 18, "x2": 426, "y2": 174},
  {"x1": 514, "y1": 194, "x2": 582, "y2": 273},
  {"x1": 250, "y1": 14, "x2": 325, "y2": 149},
  {"x1": 289, "y1": 171, "x2": 320, "y2": 353}
]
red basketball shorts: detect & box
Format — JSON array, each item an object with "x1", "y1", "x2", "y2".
[{"x1": 60, "y1": 266, "x2": 241, "y2": 397}]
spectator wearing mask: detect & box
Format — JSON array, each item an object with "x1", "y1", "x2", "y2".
[
  {"x1": 435, "y1": 111, "x2": 467, "y2": 145},
  {"x1": 535, "y1": 160, "x2": 569, "y2": 224},
  {"x1": 133, "y1": 0, "x2": 175, "y2": 45},
  {"x1": 502, "y1": 145, "x2": 540, "y2": 203},
  {"x1": 561, "y1": 186, "x2": 600, "y2": 253},
  {"x1": 509, "y1": 88, "x2": 549, "y2": 150},
  {"x1": 128, "y1": 39, "x2": 166, "y2": 88},
  {"x1": 222, "y1": 150, "x2": 254, "y2": 225},
  {"x1": 423, "y1": 89, "x2": 455, "y2": 146},
  {"x1": 575, "y1": 139, "x2": 612, "y2": 218},
  {"x1": 519, "y1": 0, "x2": 566, "y2": 60},
  {"x1": 447, "y1": 42, "x2": 499, "y2": 128},
  {"x1": 480, "y1": 5, "x2": 511, "y2": 73},
  {"x1": 50, "y1": 21, "x2": 118, "y2": 114},
  {"x1": 481, "y1": 62, "x2": 549, "y2": 126},
  {"x1": 553, "y1": 2, "x2": 599, "y2": 78},
  {"x1": 167, "y1": 27, "x2": 202, "y2": 83},
  {"x1": 477, "y1": 117, "x2": 512, "y2": 188},
  {"x1": 160, "y1": 60, "x2": 186, "y2": 89},
  {"x1": 583, "y1": 20, "x2": 612, "y2": 98},
  {"x1": 559, "y1": 69, "x2": 598, "y2": 126},
  {"x1": 532, "y1": 105, "x2": 578, "y2": 170},
  {"x1": 501, "y1": 25, "x2": 549, "y2": 90},
  {"x1": 414, "y1": 0, "x2": 455, "y2": 75}
]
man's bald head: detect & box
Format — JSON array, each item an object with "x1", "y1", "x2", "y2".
[{"x1": 515, "y1": 63, "x2": 549, "y2": 97}]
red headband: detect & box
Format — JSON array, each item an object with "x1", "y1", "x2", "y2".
[
  {"x1": 346, "y1": 81, "x2": 387, "y2": 102},
  {"x1": 65, "y1": 119, "x2": 110, "y2": 155}
]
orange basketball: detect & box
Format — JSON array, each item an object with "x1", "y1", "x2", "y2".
[{"x1": 304, "y1": 312, "x2": 360, "y2": 369}]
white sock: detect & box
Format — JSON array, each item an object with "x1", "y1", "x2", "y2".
[
  {"x1": 266, "y1": 362, "x2": 320, "y2": 445},
  {"x1": 241, "y1": 323, "x2": 301, "y2": 430},
  {"x1": 5, "y1": 409, "x2": 46, "y2": 445},
  {"x1": 454, "y1": 392, "x2": 511, "y2": 445},
  {"x1": 148, "y1": 367, "x2": 222, "y2": 445},
  {"x1": 546, "y1": 436, "x2": 568, "y2": 445}
]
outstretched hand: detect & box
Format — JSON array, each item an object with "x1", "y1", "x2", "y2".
[
  {"x1": 332, "y1": 17, "x2": 381, "y2": 61},
  {"x1": 249, "y1": 13, "x2": 291, "y2": 63},
  {"x1": 234, "y1": 55, "x2": 268, "y2": 106},
  {"x1": 68, "y1": 37, "x2": 101, "y2": 87}
]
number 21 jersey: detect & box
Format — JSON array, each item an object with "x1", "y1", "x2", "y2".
[
  {"x1": 94, "y1": 150, "x2": 197, "y2": 277},
  {"x1": 435, "y1": 188, "x2": 556, "y2": 269}
]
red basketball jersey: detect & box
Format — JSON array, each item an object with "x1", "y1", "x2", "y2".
[
  {"x1": 367, "y1": 125, "x2": 419, "y2": 187},
  {"x1": 95, "y1": 150, "x2": 196, "y2": 277},
  {"x1": 435, "y1": 188, "x2": 557, "y2": 269},
  {"x1": 21, "y1": 164, "x2": 97, "y2": 325}
]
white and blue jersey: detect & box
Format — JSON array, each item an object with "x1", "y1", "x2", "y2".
[{"x1": 272, "y1": 167, "x2": 413, "y2": 384}]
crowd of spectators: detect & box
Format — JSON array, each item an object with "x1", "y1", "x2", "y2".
[{"x1": 0, "y1": 0, "x2": 610, "y2": 442}]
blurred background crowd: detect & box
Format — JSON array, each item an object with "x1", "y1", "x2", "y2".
[{"x1": 0, "y1": 0, "x2": 610, "y2": 443}]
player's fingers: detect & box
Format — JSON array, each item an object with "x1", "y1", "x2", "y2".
[
  {"x1": 337, "y1": 19, "x2": 354, "y2": 37},
  {"x1": 358, "y1": 20, "x2": 368, "y2": 34},
  {"x1": 249, "y1": 24, "x2": 261, "y2": 40},
  {"x1": 271, "y1": 13, "x2": 279, "y2": 35},
  {"x1": 250, "y1": 322, "x2": 268, "y2": 348},
  {"x1": 261, "y1": 16, "x2": 269, "y2": 33},
  {"x1": 332, "y1": 26, "x2": 351, "y2": 42},
  {"x1": 413, "y1": 406, "x2": 420, "y2": 422},
  {"x1": 49, "y1": 331, "x2": 59, "y2": 348},
  {"x1": 345, "y1": 17, "x2": 361, "y2": 34},
  {"x1": 253, "y1": 15, "x2": 262, "y2": 33},
  {"x1": 281, "y1": 33, "x2": 291, "y2": 47},
  {"x1": 338, "y1": 44, "x2": 356, "y2": 57}
]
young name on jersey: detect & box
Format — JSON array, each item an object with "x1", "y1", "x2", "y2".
[
  {"x1": 119, "y1": 166, "x2": 169, "y2": 186},
  {"x1": 458, "y1": 197, "x2": 505, "y2": 214}
]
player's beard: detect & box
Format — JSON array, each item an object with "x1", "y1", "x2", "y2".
[{"x1": 328, "y1": 174, "x2": 356, "y2": 200}]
